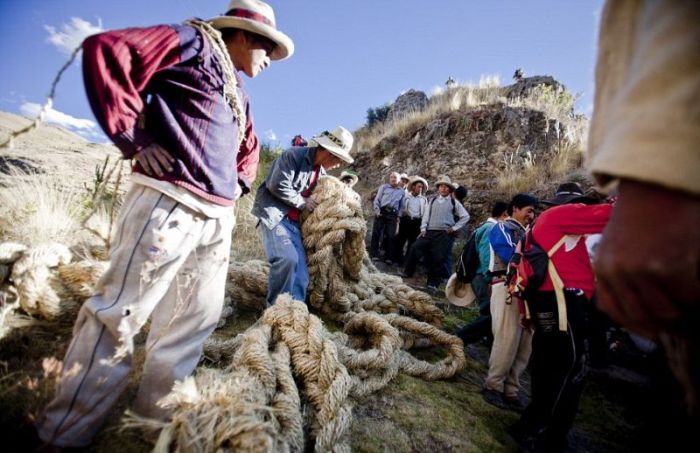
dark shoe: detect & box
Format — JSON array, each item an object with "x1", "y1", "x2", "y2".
[
  {"x1": 503, "y1": 394, "x2": 526, "y2": 412},
  {"x1": 507, "y1": 423, "x2": 537, "y2": 453},
  {"x1": 384, "y1": 259, "x2": 394, "y2": 265},
  {"x1": 481, "y1": 387, "x2": 508, "y2": 409},
  {"x1": 371, "y1": 256, "x2": 380, "y2": 262},
  {"x1": 425, "y1": 285, "x2": 438, "y2": 295}
]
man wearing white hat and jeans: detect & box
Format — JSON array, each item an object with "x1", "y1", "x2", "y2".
[
  {"x1": 253, "y1": 126, "x2": 354, "y2": 306},
  {"x1": 35, "y1": 0, "x2": 294, "y2": 448}
]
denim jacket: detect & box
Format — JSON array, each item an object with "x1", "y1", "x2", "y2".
[{"x1": 252, "y1": 146, "x2": 326, "y2": 229}]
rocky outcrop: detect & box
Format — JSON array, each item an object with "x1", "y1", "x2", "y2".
[
  {"x1": 353, "y1": 103, "x2": 585, "y2": 221},
  {"x1": 504, "y1": 75, "x2": 566, "y2": 99},
  {"x1": 386, "y1": 89, "x2": 429, "y2": 122}
]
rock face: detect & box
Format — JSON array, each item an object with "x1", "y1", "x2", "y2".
[
  {"x1": 504, "y1": 75, "x2": 566, "y2": 99},
  {"x1": 386, "y1": 89, "x2": 429, "y2": 122},
  {"x1": 353, "y1": 97, "x2": 586, "y2": 221}
]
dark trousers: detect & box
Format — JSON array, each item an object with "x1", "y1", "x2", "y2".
[
  {"x1": 403, "y1": 230, "x2": 453, "y2": 286},
  {"x1": 370, "y1": 213, "x2": 397, "y2": 259},
  {"x1": 393, "y1": 217, "x2": 421, "y2": 264},
  {"x1": 513, "y1": 289, "x2": 588, "y2": 452},
  {"x1": 455, "y1": 273, "x2": 493, "y2": 344}
]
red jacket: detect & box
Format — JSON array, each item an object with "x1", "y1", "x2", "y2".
[
  {"x1": 532, "y1": 203, "x2": 612, "y2": 299},
  {"x1": 82, "y1": 24, "x2": 259, "y2": 205}
]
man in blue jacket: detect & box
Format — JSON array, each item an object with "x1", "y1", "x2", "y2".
[
  {"x1": 456, "y1": 201, "x2": 509, "y2": 345},
  {"x1": 252, "y1": 126, "x2": 354, "y2": 306},
  {"x1": 482, "y1": 193, "x2": 538, "y2": 410}
]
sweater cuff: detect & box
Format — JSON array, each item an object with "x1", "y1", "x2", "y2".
[{"x1": 113, "y1": 127, "x2": 155, "y2": 159}]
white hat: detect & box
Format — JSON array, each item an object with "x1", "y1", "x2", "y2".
[
  {"x1": 208, "y1": 0, "x2": 294, "y2": 60},
  {"x1": 399, "y1": 173, "x2": 410, "y2": 181},
  {"x1": 408, "y1": 175, "x2": 429, "y2": 192},
  {"x1": 435, "y1": 174, "x2": 457, "y2": 191},
  {"x1": 340, "y1": 170, "x2": 359, "y2": 185},
  {"x1": 445, "y1": 273, "x2": 476, "y2": 307},
  {"x1": 309, "y1": 126, "x2": 354, "y2": 163}
]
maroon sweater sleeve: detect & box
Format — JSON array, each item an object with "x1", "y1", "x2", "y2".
[
  {"x1": 82, "y1": 26, "x2": 182, "y2": 158},
  {"x1": 236, "y1": 97, "x2": 260, "y2": 194}
]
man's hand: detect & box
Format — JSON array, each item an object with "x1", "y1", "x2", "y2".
[
  {"x1": 447, "y1": 229, "x2": 459, "y2": 237},
  {"x1": 374, "y1": 208, "x2": 381, "y2": 217},
  {"x1": 420, "y1": 230, "x2": 427, "y2": 237},
  {"x1": 304, "y1": 196, "x2": 317, "y2": 212},
  {"x1": 594, "y1": 179, "x2": 700, "y2": 339},
  {"x1": 134, "y1": 143, "x2": 175, "y2": 177}
]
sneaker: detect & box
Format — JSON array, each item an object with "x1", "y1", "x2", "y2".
[
  {"x1": 481, "y1": 387, "x2": 508, "y2": 409},
  {"x1": 384, "y1": 259, "x2": 394, "y2": 265},
  {"x1": 425, "y1": 285, "x2": 438, "y2": 294},
  {"x1": 371, "y1": 256, "x2": 380, "y2": 262}
]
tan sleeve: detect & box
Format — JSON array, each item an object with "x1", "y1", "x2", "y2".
[{"x1": 587, "y1": 0, "x2": 700, "y2": 195}]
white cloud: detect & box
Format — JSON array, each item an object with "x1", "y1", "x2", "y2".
[
  {"x1": 45, "y1": 17, "x2": 103, "y2": 55},
  {"x1": 430, "y1": 85, "x2": 444, "y2": 96},
  {"x1": 263, "y1": 129, "x2": 277, "y2": 141},
  {"x1": 20, "y1": 102, "x2": 105, "y2": 141}
]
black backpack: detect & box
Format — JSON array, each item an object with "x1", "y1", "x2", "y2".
[{"x1": 456, "y1": 229, "x2": 480, "y2": 283}]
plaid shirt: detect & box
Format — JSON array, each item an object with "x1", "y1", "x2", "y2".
[{"x1": 82, "y1": 24, "x2": 259, "y2": 205}]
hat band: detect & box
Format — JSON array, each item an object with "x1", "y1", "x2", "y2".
[
  {"x1": 321, "y1": 131, "x2": 346, "y2": 150},
  {"x1": 225, "y1": 8, "x2": 276, "y2": 28},
  {"x1": 555, "y1": 191, "x2": 583, "y2": 196}
]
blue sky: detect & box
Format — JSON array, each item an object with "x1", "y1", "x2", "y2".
[{"x1": 0, "y1": 0, "x2": 603, "y2": 146}]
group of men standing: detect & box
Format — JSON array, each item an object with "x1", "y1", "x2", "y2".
[{"x1": 370, "y1": 172, "x2": 470, "y2": 292}]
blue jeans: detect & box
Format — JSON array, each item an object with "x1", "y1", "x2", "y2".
[{"x1": 258, "y1": 218, "x2": 309, "y2": 306}]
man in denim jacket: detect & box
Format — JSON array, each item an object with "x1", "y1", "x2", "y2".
[{"x1": 253, "y1": 126, "x2": 354, "y2": 306}]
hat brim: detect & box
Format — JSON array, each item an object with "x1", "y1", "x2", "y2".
[
  {"x1": 541, "y1": 195, "x2": 598, "y2": 206},
  {"x1": 445, "y1": 273, "x2": 476, "y2": 307},
  {"x1": 341, "y1": 174, "x2": 358, "y2": 184},
  {"x1": 435, "y1": 181, "x2": 456, "y2": 191},
  {"x1": 409, "y1": 177, "x2": 429, "y2": 191},
  {"x1": 208, "y1": 16, "x2": 294, "y2": 60},
  {"x1": 311, "y1": 137, "x2": 354, "y2": 163}
]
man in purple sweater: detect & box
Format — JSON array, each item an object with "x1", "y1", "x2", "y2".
[{"x1": 35, "y1": 0, "x2": 294, "y2": 448}]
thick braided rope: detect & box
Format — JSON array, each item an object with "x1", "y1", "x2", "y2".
[
  {"x1": 186, "y1": 19, "x2": 246, "y2": 149},
  {"x1": 125, "y1": 320, "x2": 304, "y2": 452},
  {"x1": 262, "y1": 295, "x2": 353, "y2": 453}
]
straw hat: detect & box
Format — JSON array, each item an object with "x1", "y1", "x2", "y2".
[
  {"x1": 435, "y1": 174, "x2": 457, "y2": 191},
  {"x1": 445, "y1": 273, "x2": 476, "y2": 307},
  {"x1": 208, "y1": 0, "x2": 294, "y2": 60},
  {"x1": 399, "y1": 173, "x2": 410, "y2": 181},
  {"x1": 408, "y1": 175, "x2": 429, "y2": 192},
  {"x1": 340, "y1": 170, "x2": 359, "y2": 186},
  {"x1": 309, "y1": 126, "x2": 354, "y2": 163}
]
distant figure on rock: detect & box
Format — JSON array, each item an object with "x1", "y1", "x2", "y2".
[
  {"x1": 513, "y1": 68, "x2": 524, "y2": 82},
  {"x1": 253, "y1": 126, "x2": 354, "y2": 306},
  {"x1": 445, "y1": 76, "x2": 456, "y2": 88}
]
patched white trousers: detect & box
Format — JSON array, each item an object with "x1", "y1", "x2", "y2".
[{"x1": 37, "y1": 185, "x2": 234, "y2": 447}]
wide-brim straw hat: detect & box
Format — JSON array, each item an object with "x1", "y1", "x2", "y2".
[
  {"x1": 399, "y1": 173, "x2": 410, "y2": 182},
  {"x1": 208, "y1": 0, "x2": 294, "y2": 60},
  {"x1": 445, "y1": 273, "x2": 476, "y2": 307},
  {"x1": 309, "y1": 126, "x2": 354, "y2": 163},
  {"x1": 340, "y1": 170, "x2": 358, "y2": 185},
  {"x1": 408, "y1": 175, "x2": 429, "y2": 192},
  {"x1": 435, "y1": 174, "x2": 457, "y2": 191},
  {"x1": 542, "y1": 182, "x2": 597, "y2": 206}
]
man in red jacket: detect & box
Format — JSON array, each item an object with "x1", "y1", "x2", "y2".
[
  {"x1": 508, "y1": 183, "x2": 612, "y2": 453},
  {"x1": 35, "y1": 0, "x2": 294, "y2": 448}
]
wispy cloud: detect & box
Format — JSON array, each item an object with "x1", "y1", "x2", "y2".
[
  {"x1": 263, "y1": 129, "x2": 277, "y2": 142},
  {"x1": 45, "y1": 17, "x2": 103, "y2": 55},
  {"x1": 20, "y1": 102, "x2": 106, "y2": 142}
]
